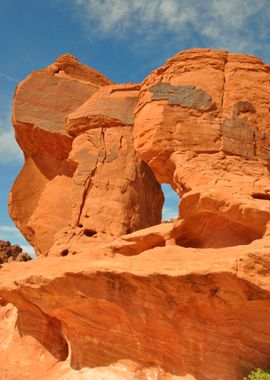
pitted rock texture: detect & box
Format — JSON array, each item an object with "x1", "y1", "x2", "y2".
[
  {"x1": 3, "y1": 48, "x2": 270, "y2": 380},
  {"x1": 9, "y1": 55, "x2": 163, "y2": 256}
]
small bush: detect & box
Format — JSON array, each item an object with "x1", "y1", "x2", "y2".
[{"x1": 244, "y1": 369, "x2": 270, "y2": 380}]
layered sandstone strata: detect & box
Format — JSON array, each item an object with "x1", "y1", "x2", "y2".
[{"x1": 0, "y1": 241, "x2": 269, "y2": 379}]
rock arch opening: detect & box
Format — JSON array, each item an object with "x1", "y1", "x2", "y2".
[{"x1": 161, "y1": 184, "x2": 179, "y2": 223}]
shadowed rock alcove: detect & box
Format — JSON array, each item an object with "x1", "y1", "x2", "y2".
[{"x1": 173, "y1": 213, "x2": 264, "y2": 248}]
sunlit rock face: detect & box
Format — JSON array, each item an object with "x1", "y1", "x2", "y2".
[
  {"x1": 134, "y1": 48, "x2": 270, "y2": 249},
  {"x1": 1, "y1": 49, "x2": 270, "y2": 380},
  {"x1": 10, "y1": 54, "x2": 163, "y2": 256}
]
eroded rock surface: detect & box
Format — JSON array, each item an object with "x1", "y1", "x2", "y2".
[
  {"x1": 134, "y1": 48, "x2": 270, "y2": 249},
  {"x1": 0, "y1": 245, "x2": 270, "y2": 379},
  {"x1": 10, "y1": 55, "x2": 163, "y2": 256},
  {"x1": 2, "y1": 49, "x2": 270, "y2": 379}
]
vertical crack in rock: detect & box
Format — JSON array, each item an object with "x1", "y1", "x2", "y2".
[
  {"x1": 76, "y1": 128, "x2": 107, "y2": 227},
  {"x1": 76, "y1": 172, "x2": 94, "y2": 227},
  {"x1": 219, "y1": 51, "x2": 228, "y2": 117},
  {"x1": 253, "y1": 129, "x2": 257, "y2": 158},
  {"x1": 100, "y1": 127, "x2": 106, "y2": 163},
  {"x1": 221, "y1": 101, "x2": 257, "y2": 159}
]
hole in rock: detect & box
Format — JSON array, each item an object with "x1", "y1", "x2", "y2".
[
  {"x1": 161, "y1": 184, "x2": 179, "y2": 222},
  {"x1": 251, "y1": 192, "x2": 270, "y2": 200},
  {"x1": 174, "y1": 213, "x2": 264, "y2": 248},
  {"x1": 84, "y1": 229, "x2": 97, "y2": 237},
  {"x1": 60, "y1": 249, "x2": 69, "y2": 256}
]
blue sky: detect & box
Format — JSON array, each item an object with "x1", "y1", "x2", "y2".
[{"x1": 0, "y1": 0, "x2": 270, "y2": 255}]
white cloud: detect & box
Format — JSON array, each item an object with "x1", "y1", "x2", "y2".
[
  {"x1": 71, "y1": 0, "x2": 270, "y2": 58},
  {"x1": 0, "y1": 225, "x2": 21, "y2": 243},
  {"x1": 0, "y1": 225, "x2": 19, "y2": 233},
  {"x1": 74, "y1": 0, "x2": 196, "y2": 34},
  {"x1": 20, "y1": 245, "x2": 36, "y2": 258},
  {"x1": 0, "y1": 114, "x2": 23, "y2": 164},
  {"x1": 161, "y1": 184, "x2": 179, "y2": 220},
  {"x1": 0, "y1": 226, "x2": 36, "y2": 257},
  {"x1": 162, "y1": 206, "x2": 178, "y2": 221}
]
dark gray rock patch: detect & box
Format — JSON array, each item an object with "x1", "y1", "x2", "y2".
[{"x1": 149, "y1": 82, "x2": 215, "y2": 111}]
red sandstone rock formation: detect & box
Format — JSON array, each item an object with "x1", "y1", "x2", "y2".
[
  {"x1": 134, "y1": 49, "x2": 270, "y2": 249},
  {"x1": 10, "y1": 55, "x2": 163, "y2": 256},
  {"x1": 0, "y1": 243, "x2": 269, "y2": 379},
  {"x1": 1, "y1": 49, "x2": 270, "y2": 379},
  {"x1": 0, "y1": 240, "x2": 32, "y2": 263}
]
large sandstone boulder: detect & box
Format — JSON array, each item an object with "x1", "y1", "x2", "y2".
[
  {"x1": 9, "y1": 55, "x2": 163, "y2": 256},
  {"x1": 1, "y1": 49, "x2": 270, "y2": 380},
  {"x1": 134, "y1": 48, "x2": 270, "y2": 248}
]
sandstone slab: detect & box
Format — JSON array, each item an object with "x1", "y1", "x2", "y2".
[{"x1": 0, "y1": 242, "x2": 270, "y2": 379}]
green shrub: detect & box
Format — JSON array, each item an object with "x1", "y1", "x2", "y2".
[{"x1": 244, "y1": 368, "x2": 270, "y2": 380}]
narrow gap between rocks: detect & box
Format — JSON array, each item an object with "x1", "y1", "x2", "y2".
[{"x1": 161, "y1": 184, "x2": 179, "y2": 223}]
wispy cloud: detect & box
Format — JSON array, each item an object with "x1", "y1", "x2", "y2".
[
  {"x1": 0, "y1": 225, "x2": 19, "y2": 233},
  {"x1": 0, "y1": 225, "x2": 20, "y2": 243},
  {"x1": 0, "y1": 129, "x2": 23, "y2": 164},
  {"x1": 20, "y1": 245, "x2": 36, "y2": 257},
  {"x1": 0, "y1": 227, "x2": 35, "y2": 257},
  {"x1": 71, "y1": 0, "x2": 270, "y2": 60},
  {"x1": 0, "y1": 113, "x2": 23, "y2": 164},
  {"x1": 0, "y1": 226, "x2": 35, "y2": 256},
  {"x1": 162, "y1": 206, "x2": 178, "y2": 221},
  {"x1": 161, "y1": 184, "x2": 179, "y2": 220}
]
